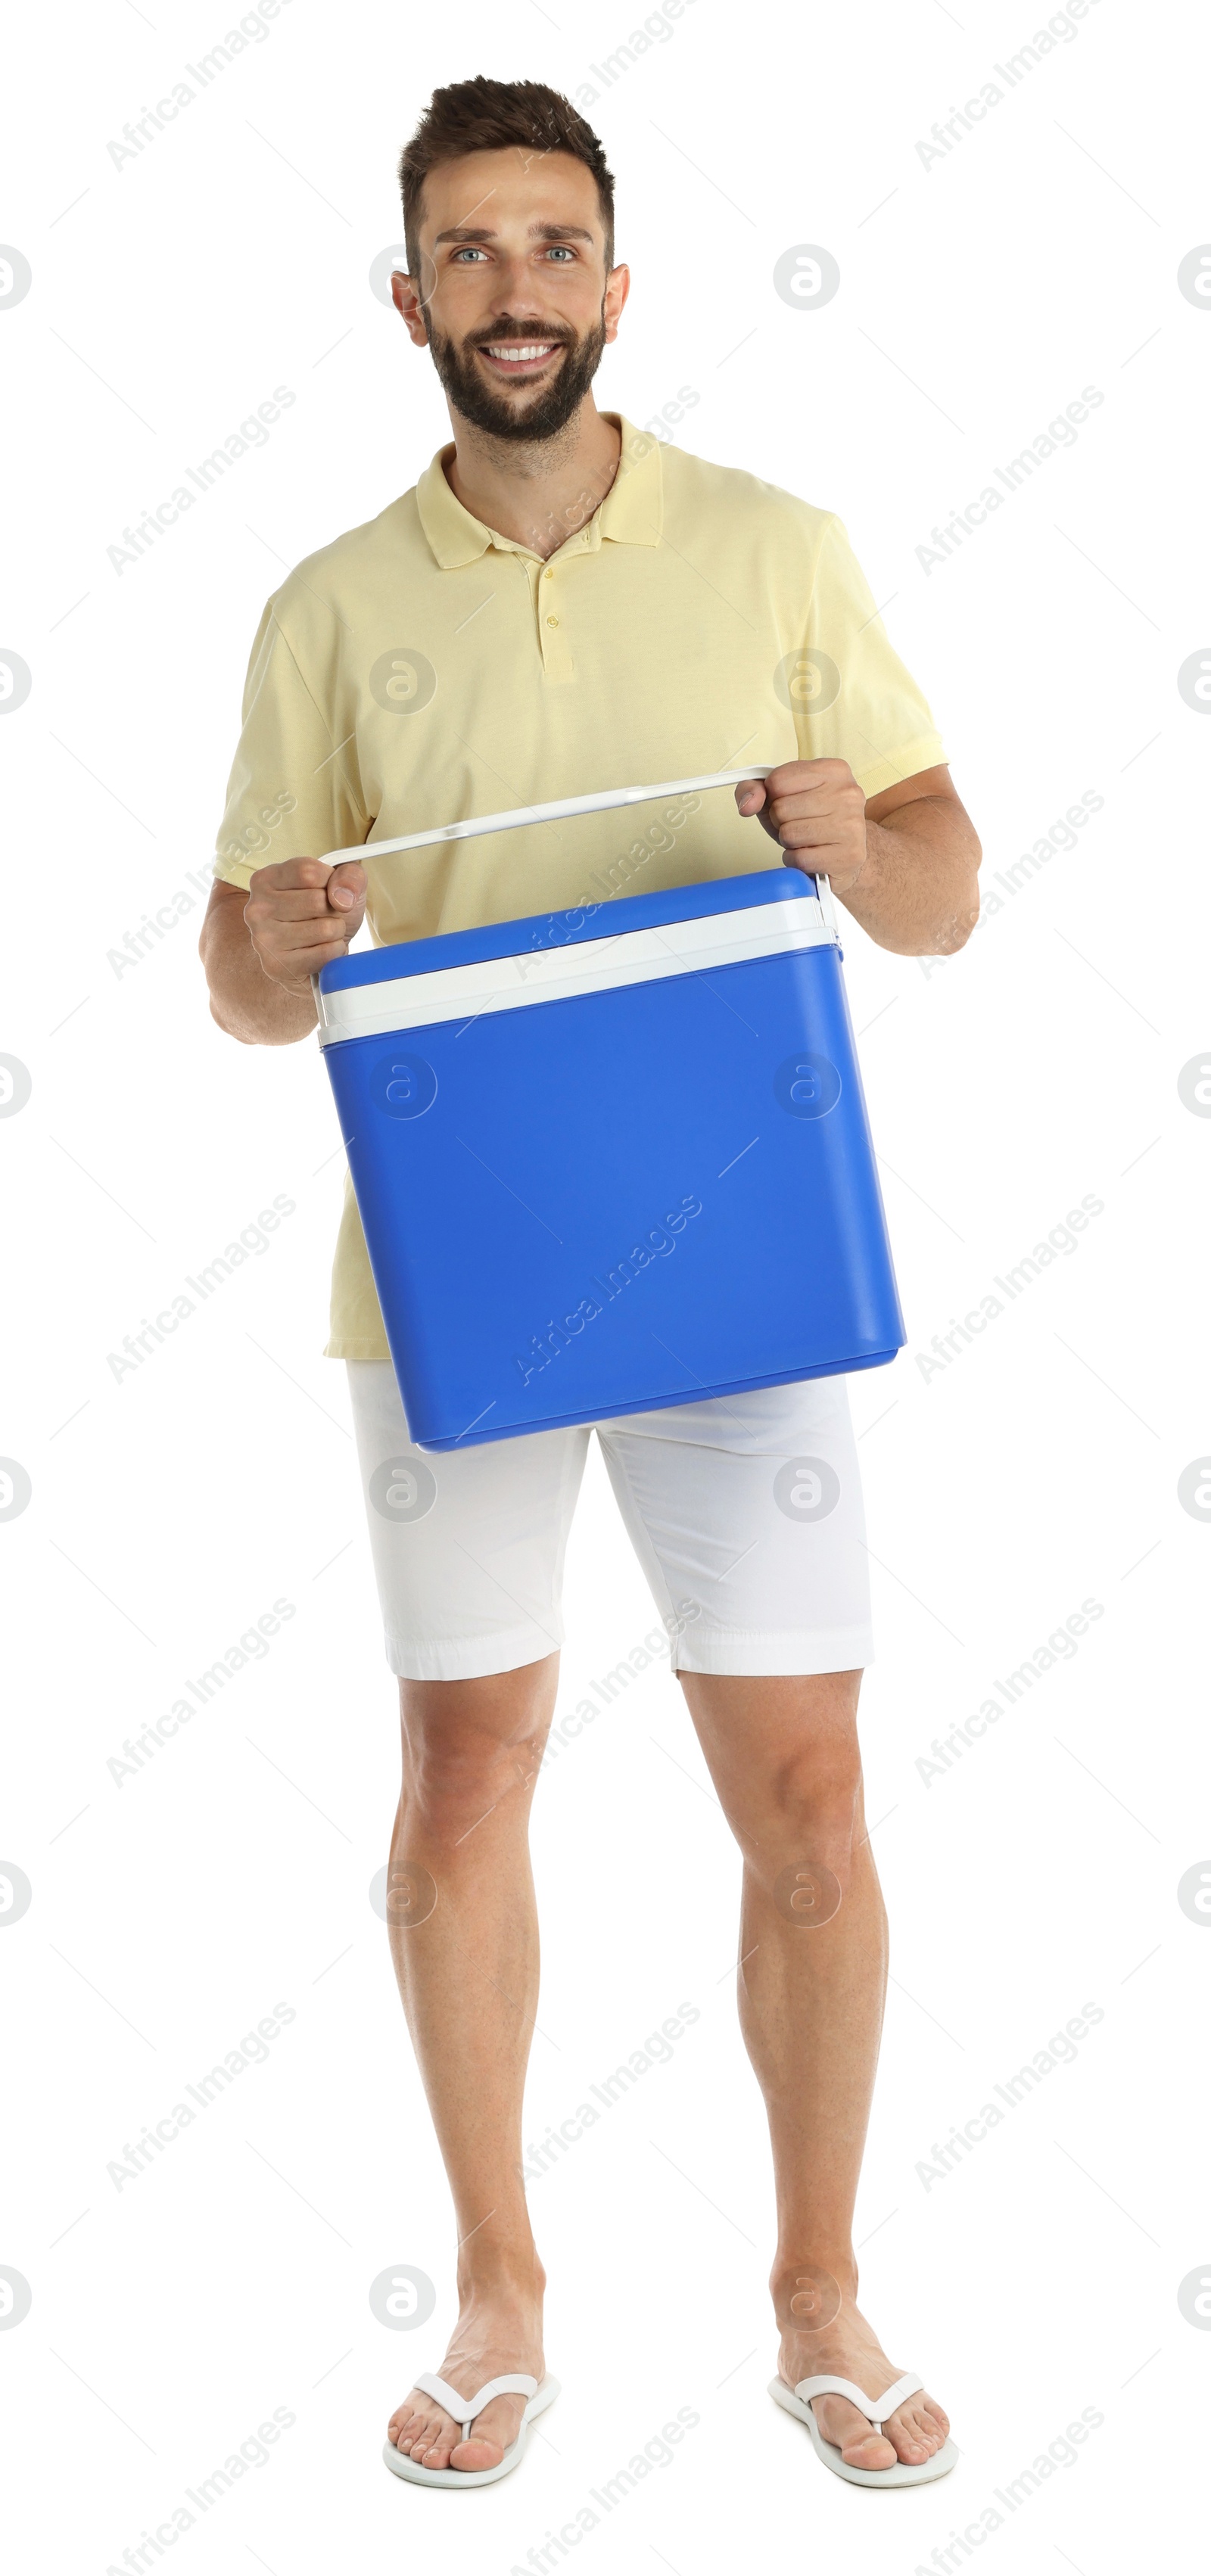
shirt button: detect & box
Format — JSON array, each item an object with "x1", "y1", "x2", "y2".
[
  {"x1": 543, "y1": 569, "x2": 553, "y2": 580},
  {"x1": 546, "y1": 614, "x2": 559, "y2": 627}
]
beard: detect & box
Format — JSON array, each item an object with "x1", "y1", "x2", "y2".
[{"x1": 425, "y1": 309, "x2": 608, "y2": 443}]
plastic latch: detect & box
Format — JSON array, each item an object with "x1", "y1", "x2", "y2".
[{"x1": 814, "y1": 874, "x2": 841, "y2": 941}]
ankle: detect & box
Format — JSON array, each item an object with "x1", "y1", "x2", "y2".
[
  {"x1": 456, "y1": 2246, "x2": 546, "y2": 2311},
  {"x1": 770, "y1": 2252, "x2": 859, "y2": 2327}
]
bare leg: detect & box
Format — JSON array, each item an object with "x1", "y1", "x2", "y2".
[
  {"x1": 384, "y1": 1654, "x2": 558, "y2": 2473},
  {"x1": 679, "y1": 1669, "x2": 950, "y2": 2472}
]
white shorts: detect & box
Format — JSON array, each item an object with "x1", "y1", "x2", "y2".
[{"x1": 347, "y1": 1361, "x2": 874, "y2": 1683}]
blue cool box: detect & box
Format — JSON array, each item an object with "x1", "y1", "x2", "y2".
[{"x1": 316, "y1": 866, "x2": 904, "y2": 1451}]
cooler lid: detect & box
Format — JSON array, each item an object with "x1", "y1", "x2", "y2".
[
  {"x1": 318, "y1": 864, "x2": 820, "y2": 996},
  {"x1": 314, "y1": 872, "x2": 839, "y2": 1048}
]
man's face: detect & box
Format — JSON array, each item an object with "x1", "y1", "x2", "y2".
[{"x1": 393, "y1": 148, "x2": 628, "y2": 441}]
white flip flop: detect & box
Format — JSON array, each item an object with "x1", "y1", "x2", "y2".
[
  {"x1": 383, "y1": 2369, "x2": 560, "y2": 2487},
  {"x1": 768, "y1": 2369, "x2": 958, "y2": 2487}
]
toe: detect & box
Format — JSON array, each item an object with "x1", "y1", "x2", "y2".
[
  {"x1": 388, "y1": 2398, "x2": 430, "y2": 2449},
  {"x1": 388, "y1": 2380, "x2": 530, "y2": 2475},
  {"x1": 840, "y1": 2428, "x2": 898, "y2": 2470},
  {"x1": 447, "y1": 2394, "x2": 523, "y2": 2471},
  {"x1": 449, "y1": 2434, "x2": 505, "y2": 2472},
  {"x1": 812, "y1": 2397, "x2": 897, "y2": 2472},
  {"x1": 886, "y1": 2401, "x2": 942, "y2": 2462}
]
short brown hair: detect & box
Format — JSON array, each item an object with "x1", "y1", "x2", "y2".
[{"x1": 399, "y1": 76, "x2": 615, "y2": 285}]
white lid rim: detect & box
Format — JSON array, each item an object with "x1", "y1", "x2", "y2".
[{"x1": 316, "y1": 898, "x2": 839, "y2": 1048}]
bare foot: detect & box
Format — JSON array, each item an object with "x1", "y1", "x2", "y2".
[
  {"x1": 778, "y1": 2297, "x2": 951, "y2": 2472},
  {"x1": 387, "y1": 2279, "x2": 545, "y2": 2475}
]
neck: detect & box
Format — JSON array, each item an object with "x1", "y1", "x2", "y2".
[{"x1": 443, "y1": 397, "x2": 622, "y2": 561}]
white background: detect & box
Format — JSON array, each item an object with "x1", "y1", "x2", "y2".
[{"x1": 2, "y1": 0, "x2": 1209, "y2": 2568}]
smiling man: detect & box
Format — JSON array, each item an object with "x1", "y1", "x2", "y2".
[{"x1": 200, "y1": 76, "x2": 979, "y2": 2494}]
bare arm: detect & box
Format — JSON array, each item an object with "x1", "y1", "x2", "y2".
[
  {"x1": 199, "y1": 856, "x2": 368, "y2": 1044},
  {"x1": 736, "y1": 759, "x2": 982, "y2": 957}
]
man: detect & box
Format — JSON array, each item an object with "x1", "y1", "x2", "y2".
[{"x1": 200, "y1": 76, "x2": 979, "y2": 2490}]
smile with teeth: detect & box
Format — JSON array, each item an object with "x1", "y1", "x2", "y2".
[{"x1": 480, "y1": 341, "x2": 561, "y2": 366}]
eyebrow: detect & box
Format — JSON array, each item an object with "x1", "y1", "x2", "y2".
[{"x1": 432, "y1": 222, "x2": 596, "y2": 247}]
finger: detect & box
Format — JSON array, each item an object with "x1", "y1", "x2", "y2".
[
  {"x1": 735, "y1": 779, "x2": 767, "y2": 817},
  {"x1": 764, "y1": 800, "x2": 860, "y2": 843},
  {"x1": 254, "y1": 924, "x2": 358, "y2": 970},
  {"x1": 325, "y1": 860, "x2": 367, "y2": 914},
  {"x1": 767, "y1": 808, "x2": 842, "y2": 841},
  {"x1": 250, "y1": 856, "x2": 338, "y2": 894},
  {"x1": 758, "y1": 816, "x2": 850, "y2": 870},
  {"x1": 294, "y1": 938, "x2": 353, "y2": 969},
  {"x1": 765, "y1": 782, "x2": 855, "y2": 821},
  {"x1": 246, "y1": 886, "x2": 352, "y2": 924},
  {"x1": 765, "y1": 758, "x2": 851, "y2": 794}
]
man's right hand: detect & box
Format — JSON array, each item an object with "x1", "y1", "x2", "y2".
[{"x1": 244, "y1": 855, "x2": 369, "y2": 996}]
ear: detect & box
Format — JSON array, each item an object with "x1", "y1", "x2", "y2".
[
  {"x1": 391, "y1": 267, "x2": 431, "y2": 347},
  {"x1": 602, "y1": 261, "x2": 630, "y2": 346}
]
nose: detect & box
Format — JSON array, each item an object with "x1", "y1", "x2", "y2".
[{"x1": 480, "y1": 250, "x2": 560, "y2": 318}]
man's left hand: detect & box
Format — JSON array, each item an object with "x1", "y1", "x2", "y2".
[{"x1": 736, "y1": 758, "x2": 867, "y2": 894}]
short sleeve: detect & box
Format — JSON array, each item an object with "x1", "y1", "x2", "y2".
[
  {"x1": 798, "y1": 515, "x2": 946, "y2": 798},
  {"x1": 212, "y1": 603, "x2": 369, "y2": 891}
]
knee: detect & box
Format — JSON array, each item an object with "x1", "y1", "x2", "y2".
[
  {"x1": 743, "y1": 1748, "x2": 865, "y2": 1898},
  {"x1": 397, "y1": 1688, "x2": 548, "y2": 1841},
  {"x1": 403, "y1": 1734, "x2": 540, "y2": 1837}
]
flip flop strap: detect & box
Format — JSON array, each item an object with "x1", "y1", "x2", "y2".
[
  {"x1": 412, "y1": 2369, "x2": 539, "y2": 2441},
  {"x1": 793, "y1": 2370, "x2": 923, "y2": 2434}
]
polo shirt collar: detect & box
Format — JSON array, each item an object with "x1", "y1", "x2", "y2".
[{"x1": 415, "y1": 413, "x2": 663, "y2": 568}]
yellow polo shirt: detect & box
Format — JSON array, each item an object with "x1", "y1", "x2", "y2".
[{"x1": 213, "y1": 415, "x2": 945, "y2": 1358}]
